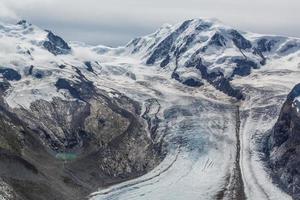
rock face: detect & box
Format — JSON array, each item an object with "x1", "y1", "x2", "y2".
[
  {"x1": 267, "y1": 83, "x2": 300, "y2": 199},
  {"x1": 127, "y1": 19, "x2": 272, "y2": 99},
  {"x1": 0, "y1": 69, "x2": 21, "y2": 81},
  {"x1": 0, "y1": 18, "x2": 300, "y2": 200},
  {"x1": 43, "y1": 31, "x2": 71, "y2": 55},
  {"x1": 0, "y1": 87, "x2": 161, "y2": 200},
  {"x1": 0, "y1": 26, "x2": 161, "y2": 199}
]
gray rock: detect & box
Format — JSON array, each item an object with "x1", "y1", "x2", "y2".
[
  {"x1": 43, "y1": 31, "x2": 71, "y2": 55},
  {"x1": 0, "y1": 85, "x2": 162, "y2": 200},
  {"x1": 267, "y1": 83, "x2": 300, "y2": 199}
]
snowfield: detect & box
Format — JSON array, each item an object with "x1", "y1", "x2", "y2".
[
  {"x1": 0, "y1": 18, "x2": 299, "y2": 199},
  {"x1": 88, "y1": 54, "x2": 296, "y2": 200},
  {"x1": 87, "y1": 56, "x2": 237, "y2": 200}
]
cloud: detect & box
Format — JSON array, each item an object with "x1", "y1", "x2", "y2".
[
  {"x1": 0, "y1": 0, "x2": 299, "y2": 46},
  {"x1": 0, "y1": 2, "x2": 18, "y2": 21}
]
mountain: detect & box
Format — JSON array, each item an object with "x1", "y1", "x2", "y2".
[
  {"x1": 267, "y1": 84, "x2": 300, "y2": 198},
  {"x1": 123, "y1": 18, "x2": 299, "y2": 99},
  {"x1": 0, "y1": 20, "x2": 161, "y2": 200},
  {"x1": 0, "y1": 18, "x2": 299, "y2": 200}
]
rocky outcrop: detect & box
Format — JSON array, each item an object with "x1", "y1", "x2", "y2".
[
  {"x1": 138, "y1": 19, "x2": 267, "y2": 100},
  {"x1": 266, "y1": 83, "x2": 300, "y2": 199},
  {"x1": 184, "y1": 54, "x2": 244, "y2": 99},
  {"x1": 229, "y1": 30, "x2": 252, "y2": 50},
  {"x1": 43, "y1": 31, "x2": 71, "y2": 55},
  {"x1": 146, "y1": 20, "x2": 193, "y2": 65},
  {"x1": 0, "y1": 69, "x2": 21, "y2": 81},
  {"x1": 0, "y1": 80, "x2": 162, "y2": 200}
]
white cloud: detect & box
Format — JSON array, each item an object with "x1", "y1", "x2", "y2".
[
  {"x1": 0, "y1": 0, "x2": 299, "y2": 46},
  {"x1": 0, "y1": 2, "x2": 18, "y2": 21}
]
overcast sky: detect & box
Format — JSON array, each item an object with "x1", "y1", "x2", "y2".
[{"x1": 0, "y1": 0, "x2": 299, "y2": 47}]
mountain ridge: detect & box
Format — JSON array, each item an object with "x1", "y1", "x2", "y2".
[{"x1": 0, "y1": 18, "x2": 299, "y2": 200}]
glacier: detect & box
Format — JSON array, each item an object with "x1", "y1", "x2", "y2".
[{"x1": 0, "y1": 18, "x2": 299, "y2": 200}]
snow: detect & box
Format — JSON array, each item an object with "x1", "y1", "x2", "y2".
[
  {"x1": 239, "y1": 99, "x2": 292, "y2": 200},
  {"x1": 88, "y1": 19, "x2": 300, "y2": 200},
  {"x1": 230, "y1": 46, "x2": 300, "y2": 199},
  {"x1": 90, "y1": 50, "x2": 297, "y2": 200},
  {"x1": 0, "y1": 19, "x2": 299, "y2": 199},
  {"x1": 0, "y1": 180, "x2": 13, "y2": 200},
  {"x1": 5, "y1": 77, "x2": 69, "y2": 109},
  {"x1": 89, "y1": 81, "x2": 237, "y2": 200},
  {"x1": 294, "y1": 97, "x2": 300, "y2": 113}
]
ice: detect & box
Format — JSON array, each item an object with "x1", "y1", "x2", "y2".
[{"x1": 0, "y1": 19, "x2": 299, "y2": 199}]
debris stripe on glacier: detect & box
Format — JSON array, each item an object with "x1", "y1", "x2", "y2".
[
  {"x1": 238, "y1": 96, "x2": 292, "y2": 200},
  {"x1": 89, "y1": 52, "x2": 298, "y2": 199},
  {"x1": 0, "y1": 20, "x2": 298, "y2": 199},
  {"x1": 86, "y1": 55, "x2": 237, "y2": 200},
  {"x1": 231, "y1": 55, "x2": 300, "y2": 200}
]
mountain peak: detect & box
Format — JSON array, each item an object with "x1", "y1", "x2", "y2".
[
  {"x1": 122, "y1": 18, "x2": 300, "y2": 100},
  {"x1": 16, "y1": 19, "x2": 31, "y2": 28}
]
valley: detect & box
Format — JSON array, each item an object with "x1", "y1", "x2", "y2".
[{"x1": 0, "y1": 18, "x2": 299, "y2": 200}]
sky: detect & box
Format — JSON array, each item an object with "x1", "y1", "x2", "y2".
[{"x1": 0, "y1": 0, "x2": 299, "y2": 47}]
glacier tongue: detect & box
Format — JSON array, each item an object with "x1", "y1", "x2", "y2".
[
  {"x1": 0, "y1": 18, "x2": 299, "y2": 199},
  {"x1": 89, "y1": 58, "x2": 238, "y2": 200},
  {"x1": 88, "y1": 52, "x2": 296, "y2": 200}
]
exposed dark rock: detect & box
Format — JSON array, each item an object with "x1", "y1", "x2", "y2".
[
  {"x1": 287, "y1": 84, "x2": 300, "y2": 100},
  {"x1": 17, "y1": 20, "x2": 27, "y2": 26},
  {"x1": 16, "y1": 20, "x2": 31, "y2": 28},
  {"x1": 43, "y1": 31, "x2": 71, "y2": 55},
  {"x1": 84, "y1": 61, "x2": 94, "y2": 72},
  {"x1": 212, "y1": 77, "x2": 244, "y2": 100},
  {"x1": 146, "y1": 20, "x2": 192, "y2": 65},
  {"x1": 58, "y1": 64, "x2": 66, "y2": 69},
  {"x1": 232, "y1": 65, "x2": 251, "y2": 77},
  {"x1": 0, "y1": 68, "x2": 21, "y2": 81},
  {"x1": 0, "y1": 82, "x2": 10, "y2": 93},
  {"x1": 0, "y1": 83, "x2": 162, "y2": 200},
  {"x1": 231, "y1": 58, "x2": 258, "y2": 77},
  {"x1": 26, "y1": 50, "x2": 32, "y2": 56},
  {"x1": 171, "y1": 71, "x2": 204, "y2": 87},
  {"x1": 55, "y1": 79, "x2": 82, "y2": 100},
  {"x1": 129, "y1": 38, "x2": 141, "y2": 47},
  {"x1": 201, "y1": 33, "x2": 227, "y2": 52},
  {"x1": 141, "y1": 99, "x2": 161, "y2": 140},
  {"x1": 26, "y1": 98, "x2": 91, "y2": 151},
  {"x1": 230, "y1": 30, "x2": 252, "y2": 50},
  {"x1": 184, "y1": 54, "x2": 244, "y2": 99},
  {"x1": 171, "y1": 71, "x2": 180, "y2": 81},
  {"x1": 128, "y1": 38, "x2": 143, "y2": 54},
  {"x1": 28, "y1": 65, "x2": 34, "y2": 75},
  {"x1": 33, "y1": 71, "x2": 44, "y2": 79},
  {"x1": 195, "y1": 23, "x2": 211, "y2": 31},
  {"x1": 253, "y1": 48, "x2": 267, "y2": 65},
  {"x1": 160, "y1": 55, "x2": 170, "y2": 68},
  {"x1": 256, "y1": 38, "x2": 277, "y2": 52},
  {"x1": 208, "y1": 32, "x2": 227, "y2": 47},
  {"x1": 25, "y1": 66, "x2": 51, "y2": 79},
  {"x1": 182, "y1": 78, "x2": 204, "y2": 87},
  {"x1": 55, "y1": 67, "x2": 95, "y2": 101},
  {"x1": 177, "y1": 34, "x2": 196, "y2": 55},
  {"x1": 280, "y1": 43, "x2": 299, "y2": 54},
  {"x1": 266, "y1": 83, "x2": 300, "y2": 199}
]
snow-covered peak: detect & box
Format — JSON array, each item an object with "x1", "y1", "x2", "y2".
[
  {"x1": 0, "y1": 18, "x2": 299, "y2": 108},
  {"x1": 125, "y1": 18, "x2": 300, "y2": 60},
  {"x1": 0, "y1": 20, "x2": 96, "y2": 109},
  {"x1": 119, "y1": 18, "x2": 300, "y2": 99},
  {"x1": 0, "y1": 18, "x2": 300, "y2": 200}
]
